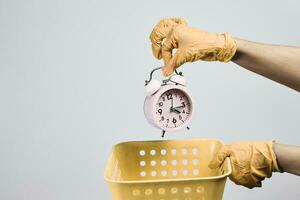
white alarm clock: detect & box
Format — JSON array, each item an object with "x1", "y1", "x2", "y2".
[{"x1": 144, "y1": 67, "x2": 194, "y2": 137}]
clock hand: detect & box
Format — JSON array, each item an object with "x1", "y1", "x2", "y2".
[
  {"x1": 173, "y1": 105, "x2": 184, "y2": 109},
  {"x1": 173, "y1": 108, "x2": 181, "y2": 114},
  {"x1": 170, "y1": 107, "x2": 181, "y2": 114},
  {"x1": 170, "y1": 98, "x2": 174, "y2": 113}
]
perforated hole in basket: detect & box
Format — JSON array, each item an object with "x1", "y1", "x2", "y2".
[
  {"x1": 182, "y1": 169, "x2": 189, "y2": 176},
  {"x1": 150, "y1": 149, "x2": 156, "y2": 156},
  {"x1": 158, "y1": 187, "x2": 166, "y2": 195},
  {"x1": 171, "y1": 160, "x2": 178, "y2": 166},
  {"x1": 172, "y1": 170, "x2": 178, "y2": 176},
  {"x1": 161, "y1": 160, "x2": 167, "y2": 166},
  {"x1": 181, "y1": 148, "x2": 188, "y2": 155},
  {"x1": 140, "y1": 171, "x2": 146, "y2": 177},
  {"x1": 161, "y1": 149, "x2": 167, "y2": 155},
  {"x1": 171, "y1": 149, "x2": 177, "y2": 155},
  {"x1": 132, "y1": 189, "x2": 141, "y2": 196},
  {"x1": 192, "y1": 147, "x2": 199, "y2": 155},
  {"x1": 170, "y1": 187, "x2": 178, "y2": 194},
  {"x1": 151, "y1": 171, "x2": 157, "y2": 177},
  {"x1": 161, "y1": 170, "x2": 167, "y2": 177},
  {"x1": 145, "y1": 188, "x2": 153, "y2": 196},
  {"x1": 139, "y1": 150, "x2": 146, "y2": 156},
  {"x1": 193, "y1": 158, "x2": 199, "y2": 165},
  {"x1": 150, "y1": 160, "x2": 156, "y2": 166},
  {"x1": 193, "y1": 169, "x2": 199, "y2": 175},
  {"x1": 140, "y1": 160, "x2": 146, "y2": 166},
  {"x1": 184, "y1": 187, "x2": 192, "y2": 193},
  {"x1": 182, "y1": 159, "x2": 188, "y2": 166},
  {"x1": 196, "y1": 186, "x2": 205, "y2": 193}
]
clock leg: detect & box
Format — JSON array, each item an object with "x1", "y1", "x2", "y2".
[{"x1": 161, "y1": 130, "x2": 166, "y2": 138}]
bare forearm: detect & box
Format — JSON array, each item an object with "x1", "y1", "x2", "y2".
[
  {"x1": 232, "y1": 39, "x2": 300, "y2": 92},
  {"x1": 273, "y1": 143, "x2": 300, "y2": 175}
]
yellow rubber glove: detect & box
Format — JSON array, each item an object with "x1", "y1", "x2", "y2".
[
  {"x1": 150, "y1": 18, "x2": 237, "y2": 76},
  {"x1": 209, "y1": 140, "x2": 282, "y2": 189}
]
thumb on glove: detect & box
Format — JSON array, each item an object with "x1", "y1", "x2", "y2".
[{"x1": 209, "y1": 146, "x2": 231, "y2": 169}]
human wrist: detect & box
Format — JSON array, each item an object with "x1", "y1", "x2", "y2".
[{"x1": 272, "y1": 142, "x2": 284, "y2": 172}]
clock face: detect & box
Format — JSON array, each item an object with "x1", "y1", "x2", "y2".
[{"x1": 155, "y1": 89, "x2": 191, "y2": 129}]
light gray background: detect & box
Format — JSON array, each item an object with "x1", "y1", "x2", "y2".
[{"x1": 0, "y1": 0, "x2": 299, "y2": 199}]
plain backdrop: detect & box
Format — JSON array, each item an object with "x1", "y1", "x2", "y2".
[{"x1": 0, "y1": 0, "x2": 300, "y2": 199}]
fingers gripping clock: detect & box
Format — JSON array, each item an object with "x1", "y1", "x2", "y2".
[{"x1": 144, "y1": 67, "x2": 194, "y2": 137}]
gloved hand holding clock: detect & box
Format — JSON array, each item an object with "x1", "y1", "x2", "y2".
[{"x1": 149, "y1": 18, "x2": 300, "y2": 188}]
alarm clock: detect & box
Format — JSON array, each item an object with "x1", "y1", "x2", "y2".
[{"x1": 144, "y1": 67, "x2": 194, "y2": 137}]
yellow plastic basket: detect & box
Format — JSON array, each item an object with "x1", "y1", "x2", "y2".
[{"x1": 104, "y1": 139, "x2": 231, "y2": 200}]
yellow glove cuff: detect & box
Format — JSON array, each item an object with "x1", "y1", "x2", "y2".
[
  {"x1": 269, "y1": 140, "x2": 283, "y2": 173},
  {"x1": 217, "y1": 33, "x2": 237, "y2": 62}
]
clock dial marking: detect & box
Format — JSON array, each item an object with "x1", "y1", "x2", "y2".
[{"x1": 155, "y1": 89, "x2": 191, "y2": 129}]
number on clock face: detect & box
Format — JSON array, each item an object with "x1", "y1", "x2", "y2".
[{"x1": 155, "y1": 89, "x2": 191, "y2": 129}]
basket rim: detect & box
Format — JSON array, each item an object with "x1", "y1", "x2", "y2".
[{"x1": 104, "y1": 138, "x2": 232, "y2": 184}]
